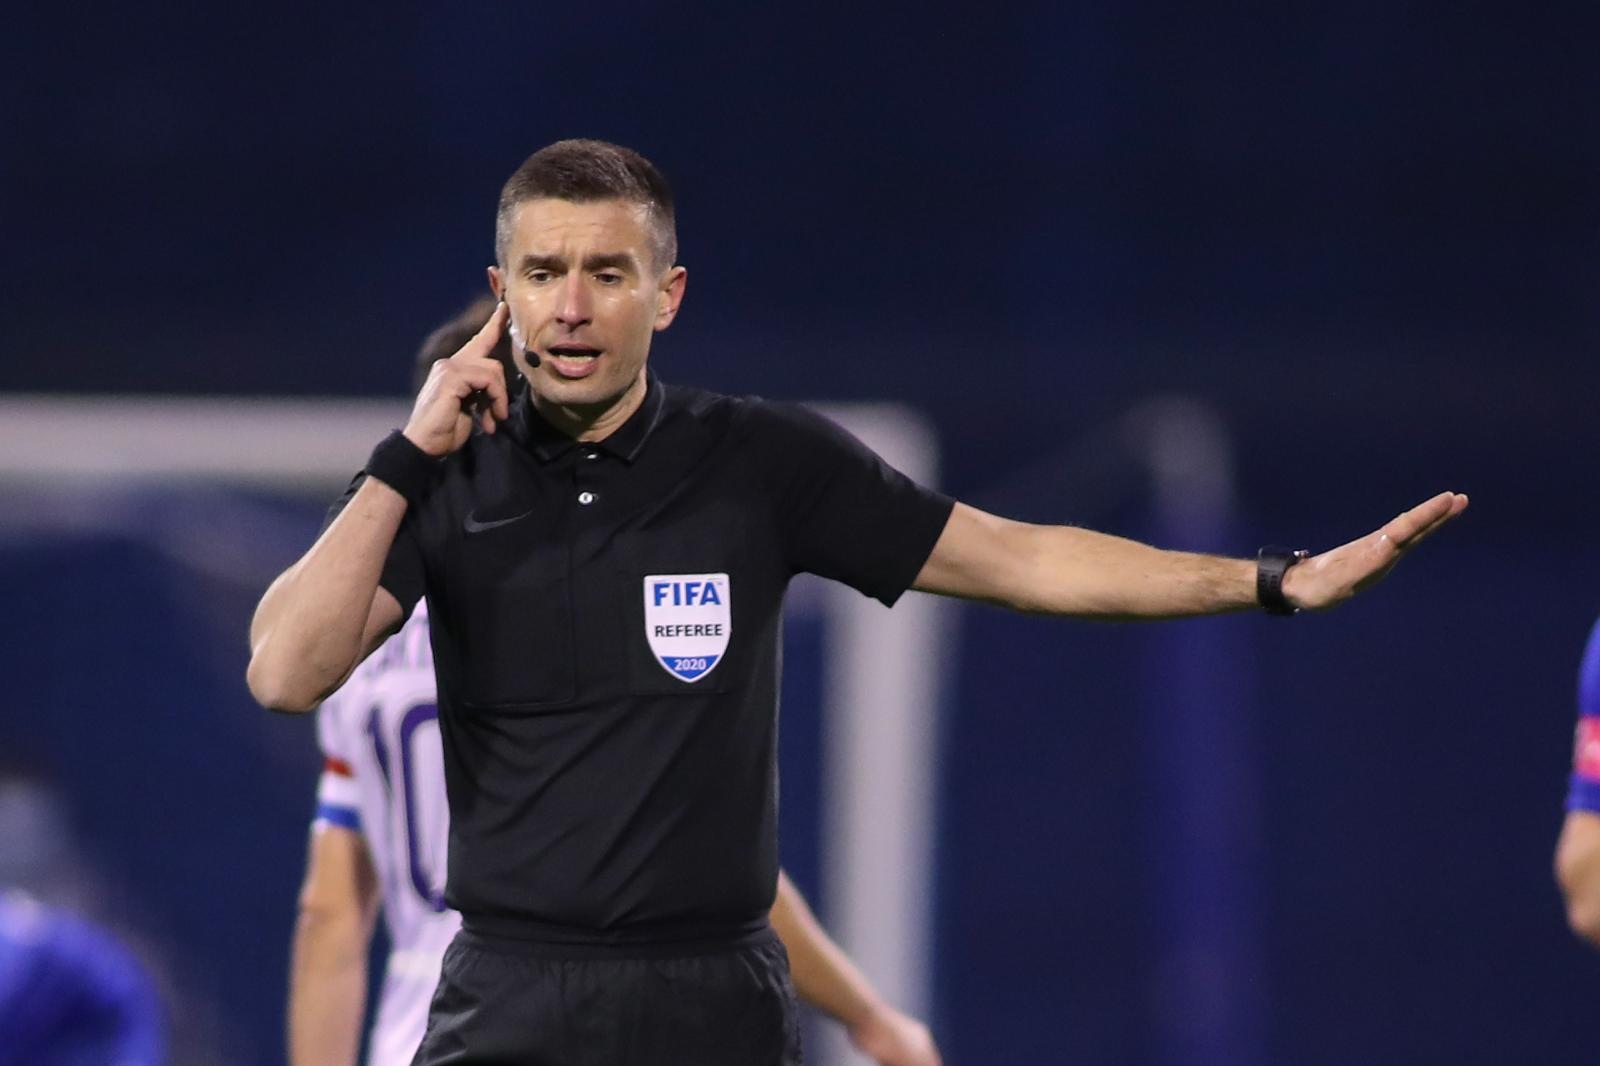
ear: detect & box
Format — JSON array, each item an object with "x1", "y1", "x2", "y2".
[
  {"x1": 486, "y1": 265, "x2": 505, "y2": 301},
  {"x1": 653, "y1": 266, "x2": 687, "y2": 332}
]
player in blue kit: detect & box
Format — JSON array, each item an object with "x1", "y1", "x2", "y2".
[
  {"x1": 0, "y1": 892, "x2": 165, "y2": 1066},
  {"x1": 1555, "y1": 618, "x2": 1600, "y2": 945},
  {"x1": 0, "y1": 766, "x2": 166, "y2": 1065},
  {"x1": 287, "y1": 299, "x2": 941, "y2": 1066}
]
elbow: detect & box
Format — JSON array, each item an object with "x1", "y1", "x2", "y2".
[
  {"x1": 293, "y1": 899, "x2": 370, "y2": 966},
  {"x1": 246, "y1": 654, "x2": 320, "y2": 714}
]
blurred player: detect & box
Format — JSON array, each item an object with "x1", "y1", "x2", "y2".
[
  {"x1": 1555, "y1": 617, "x2": 1600, "y2": 945},
  {"x1": 0, "y1": 766, "x2": 166, "y2": 1066},
  {"x1": 287, "y1": 298, "x2": 940, "y2": 1066},
  {"x1": 0, "y1": 892, "x2": 167, "y2": 1066}
]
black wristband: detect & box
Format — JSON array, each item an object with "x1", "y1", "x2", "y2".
[
  {"x1": 1256, "y1": 546, "x2": 1310, "y2": 615},
  {"x1": 364, "y1": 430, "x2": 440, "y2": 508}
]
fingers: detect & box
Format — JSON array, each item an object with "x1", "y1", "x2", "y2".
[
  {"x1": 1380, "y1": 491, "x2": 1451, "y2": 547},
  {"x1": 462, "y1": 301, "x2": 511, "y2": 414},
  {"x1": 447, "y1": 306, "x2": 512, "y2": 423},
  {"x1": 1290, "y1": 490, "x2": 1468, "y2": 609},
  {"x1": 1391, "y1": 509, "x2": 1452, "y2": 554},
  {"x1": 438, "y1": 352, "x2": 510, "y2": 426},
  {"x1": 439, "y1": 363, "x2": 505, "y2": 406},
  {"x1": 1380, "y1": 491, "x2": 1468, "y2": 552},
  {"x1": 405, "y1": 349, "x2": 511, "y2": 453},
  {"x1": 463, "y1": 300, "x2": 509, "y2": 356}
]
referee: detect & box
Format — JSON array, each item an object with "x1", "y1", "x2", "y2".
[{"x1": 248, "y1": 139, "x2": 1466, "y2": 1065}]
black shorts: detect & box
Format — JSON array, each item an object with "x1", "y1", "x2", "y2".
[{"x1": 411, "y1": 926, "x2": 802, "y2": 1066}]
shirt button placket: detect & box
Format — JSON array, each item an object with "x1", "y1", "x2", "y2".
[{"x1": 576, "y1": 448, "x2": 600, "y2": 507}]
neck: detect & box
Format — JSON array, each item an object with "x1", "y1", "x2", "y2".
[{"x1": 530, "y1": 369, "x2": 648, "y2": 442}]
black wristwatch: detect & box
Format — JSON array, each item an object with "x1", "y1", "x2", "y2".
[{"x1": 1256, "y1": 546, "x2": 1310, "y2": 615}]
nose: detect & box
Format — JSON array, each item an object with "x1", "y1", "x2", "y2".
[{"x1": 555, "y1": 274, "x2": 592, "y2": 328}]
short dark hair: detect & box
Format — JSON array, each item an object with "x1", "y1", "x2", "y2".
[
  {"x1": 495, "y1": 139, "x2": 677, "y2": 271},
  {"x1": 413, "y1": 295, "x2": 519, "y2": 392}
]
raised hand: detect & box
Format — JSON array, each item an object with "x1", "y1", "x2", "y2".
[
  {"x1": 403, "y1": 302, "x2": 512, "y2": 457},
  {"x1": 1283, "y1": 490, "x2": 1469, "y2": 611}
]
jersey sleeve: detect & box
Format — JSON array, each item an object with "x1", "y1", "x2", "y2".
[
  {"x1": 1566, "y1": 618, "x2": 1600, "y2": 812},
  {"x1": 322, "y1": 470, "x2": 427, "y2": 616},
  {"x1": 312, "y1": 694, "x2": 363, "y2": 833},
  {"x1": 754, "y1": 401, "x2": 954, "y2": 607}
]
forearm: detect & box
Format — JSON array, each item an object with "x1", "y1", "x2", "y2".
[
  {"x1": 1557, "y1": 813, "x2": 1600, "y2": 945},
  {"x1": 770, "y1": 872, "x2": 882, "y2": 1028},
  {"x1": 917, "y1": 505, "x2": 1257, "y2": 619},
  {"x1": 247, "y1": 477, "x2": 406, "y2": 711},
  {"x1": 288, "y1": 908, "x2": 369, "y2": 1066},
  {"x1": 1006, "y1": 523, "x2": 1255, "y2": 618},
  {"x1": 771, "y1": 874, "x2": 941, "y2": 1065}
]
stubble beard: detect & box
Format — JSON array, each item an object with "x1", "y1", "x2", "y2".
[{"x1": 529, "y1": 363, "x2": 647, "y2": 439}]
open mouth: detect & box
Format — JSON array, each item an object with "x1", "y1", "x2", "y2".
[{"x1": 544, "y1": 345, "x2": 603, "y2": 379}]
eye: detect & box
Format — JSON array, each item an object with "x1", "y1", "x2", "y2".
[
  {"x1": 595, "y1": 271, "x2": 624, "y2": 286},
  {"x1": 526, "y1": 269, "x2": 555, "y2": 284}
]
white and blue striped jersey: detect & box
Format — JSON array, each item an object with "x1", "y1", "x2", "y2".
[{"x1": 314, "y1": 601, "x2": 457, "y2": 1066}]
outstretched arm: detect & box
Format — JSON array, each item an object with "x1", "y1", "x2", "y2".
[
  {"x1": 771, "y1": 871, "x2": 941, "y2": 1066},
  {"x1": 289, "y1": 824, "x2": 381, "y2": 1066},
  {"x1": 912, "y1": 491, "x2": 1467, "y2": 617}
]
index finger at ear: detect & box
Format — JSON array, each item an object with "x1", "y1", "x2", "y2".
[{"x1": 461, "y1": 302, "x2": 510, "y2": 358}]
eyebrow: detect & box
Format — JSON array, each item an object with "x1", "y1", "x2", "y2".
[{"x1": 518, "y1": 252, "x2": 639, "y2": 274}]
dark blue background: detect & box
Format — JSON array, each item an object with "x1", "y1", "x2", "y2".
[{"x1": 4, "y1": 3, "x2": 1598, "y2": 1063}]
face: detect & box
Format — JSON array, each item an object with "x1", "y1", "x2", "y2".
[{"x1": 490, "y1": 198, "x2": 685, "y2": 427}]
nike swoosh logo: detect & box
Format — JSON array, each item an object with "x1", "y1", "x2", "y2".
[{"x1": 463, "y1": 510, "x2": 535, "y2": 534}]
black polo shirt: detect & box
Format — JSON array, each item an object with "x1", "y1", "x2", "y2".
[{"x1": 330, "y1": 372, "x2": 953, "y2": 944}]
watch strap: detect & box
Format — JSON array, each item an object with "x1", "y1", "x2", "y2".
[{"x1": 1257, "y1": 546, "x2": 1310, "y2": 615}]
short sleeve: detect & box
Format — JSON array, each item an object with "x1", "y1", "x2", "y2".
[
  {"x1": 755, "y1": 402, "x2": 953, "y2": 607},
  {"x1": 322, "y1": 471, "x2": 427, "y2": 616},
  {"x1": 312, "y1": 695, "x2": 362, "y2": 832},
  {"x1": 1566, "y1": 618, "x2": 1600, "y2": 812},
  {"x1": 315, "y1": 691, "x2": 351, "y2": 762}
]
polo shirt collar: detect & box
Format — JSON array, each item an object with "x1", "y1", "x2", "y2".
[{"x1": 513, "y1": 369, "x2": 665, "y2": 464}]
